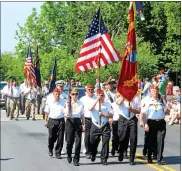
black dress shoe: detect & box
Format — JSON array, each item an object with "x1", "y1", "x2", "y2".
[
  {"x1": 111, "y1": 148, "x2": 115, "y2": 156},
  {"x1": 118, "y1": 154, "x2": 123, "y2": 162},
  {"x1": 102, "y1": 159, "x2": 108, "y2": 165},
  {"x1": 124, "y1": 154, "x2": 128, "y2": 159},
  {"x1": 130, "y1": 161, "x2": 135, "y2": 165},
  {"x1": 153, "y1": 154, "x2": 157, "y2": 160},
  {"x1": 56, "y1": 154, "x2": 62, "y2": 159},
  {"x1": 148, "y1": 159, "x2": 153, "y2": 163},
  {"x1": 74, "y1": 161, "x2": 80, "y2": 166},
  {"x1": 67, "y1": 156, "x2": 72, "y2": 163},
  {"x1": 49, "y1": 150, "x2": 53, "y2": 156},
  {"x1": 86, "y1": 154, "x2": 91, "y2": 159},
  {"x1": 158, "y1": 161, "x2": 164, "y2": 165},
  {"x1": 143, "y1": 149, "x2": 147, "y2": 157},
  {"x1": 91, "y1": 155, "x2": 96, "y2": 162}
]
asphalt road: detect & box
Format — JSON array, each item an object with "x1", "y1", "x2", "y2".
[{"x1": 1, "y1": 109, "x2": 180, "y2": 171}]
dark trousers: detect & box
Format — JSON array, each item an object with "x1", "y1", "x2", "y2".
[
  {"x1": 90, "y1": 122, "x2": 111, "y2": 160},
  {"x1": 47, "y1": 118, "x2": 65, "y2": 155},
  {"x1": 143, "y1": 131, "x2": 149, "y2": 154},
  {"x1": 118, "y1": 115, "x2": 138, "y2": 162},
  {"x1": 112, "y1": 121, "x2": 119, "y2": 151},
  {"x1": 84, "y1": 117, "x2": 92, "y2": 154},
  {"x1": 143, "y1": 131, "x2": 157, "y2": 156},
  {"x1": 20, "y1": 94, "x2": 26, "y2": 114},
  {"x1": 147, "y1": 119, "x2": 166, "y2": 162},
  {"x1": 65, "y1": 118, "x2": 82, "y2": 162}
]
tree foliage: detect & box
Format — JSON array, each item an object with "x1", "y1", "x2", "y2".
[{"x1": 1, "y1": 1, "x2": 180, "y2": 86}]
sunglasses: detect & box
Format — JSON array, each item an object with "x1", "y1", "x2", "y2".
[
  {"x1": 98, "y1": 94, "x2": 104, "y2": 97},
  {"x1": 72, "y1": 93, "x2": 78, "y2": 96}
]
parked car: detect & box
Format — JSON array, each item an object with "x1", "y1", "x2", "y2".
[
  {"x1": 63, "y1": 87, "x2": 85, "y2": 100},
  {"x1": 0, "y1": 81, "x2": 7, "y2": 107}
]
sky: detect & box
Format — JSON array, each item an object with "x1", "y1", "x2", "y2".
[{"x1": 1, "y1": 2, "x2": 43, "y2": 53}]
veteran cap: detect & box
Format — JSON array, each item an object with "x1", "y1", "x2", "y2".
[
  {"x1": 45, "y1": 81, "x2": 49, "y2": 85},
  {"x1": 149, "y1": 85, "x2": 159, "y2": 91},
  {"x1": 53, "y1": 87, "x2": 60, "y2": 93},
  {"x1": 96, "y1": 89, "x2": 104, "y2": 95},
  {"x1": 71, "y1": 88, "x2": 79, "y2": 94},
  {"x1": 56, "y1": 80, "x2": 65, "y2": 87},
  {"x1": 85, "y1": 84, "x2": 94, "y2": 89},
  {"x1": 107, "y1": 79, "x2": 116, "y2": 84}
]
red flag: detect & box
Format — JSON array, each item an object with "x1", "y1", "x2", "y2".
[
  {"x1": 117, "y1": 2, "x2": 138, "y2": 102},
  {"x1": 75, "y1": 8, "x2": 121, "y2": 73}
]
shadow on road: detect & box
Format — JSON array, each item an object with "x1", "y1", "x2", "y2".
[
  {"x1": 164, "y1": 156, "x2": 181, "y2": 165},
  {"x1": 0, "y1": 158, "x2": 14, "y2": 161}
]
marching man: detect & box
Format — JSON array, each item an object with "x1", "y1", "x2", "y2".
[
  {"x1": 142, "y1": 85, "x2": 166, "y2": 165},
  {"x1": 64, "y1": 88, "x2": 85, "y2": 166},
  {"x1": 89, "y1": 89, "x2": 113, "y2": 165},
  {"x1": 44, "y1": 88, "x2": 66, "y2": 159}
]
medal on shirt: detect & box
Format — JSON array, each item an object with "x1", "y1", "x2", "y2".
[
  {"x1": 73, "y1": 104, "x2": 76, "y2": 112},
  {"x1": 152, "y1": 100, "x2": 158, "y2": 112}
]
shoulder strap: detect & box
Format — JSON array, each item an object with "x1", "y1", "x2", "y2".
[{"x1": 106, "y1": 90, "x2": 114, "y2": 103}]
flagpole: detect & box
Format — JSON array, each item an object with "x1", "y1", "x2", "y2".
[
  {"x1": 128, "y1": 2, "x2": 133, "y2": 118},
  {"x1": 98, "y1": 5, "x2": 102, "y2": 127}
]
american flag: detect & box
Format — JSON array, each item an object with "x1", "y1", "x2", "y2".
[
  {"x1": 24, "y1": 47, "x2": 36, "y2": 85},
  {"x1": 75, "y1": 8, "x2": 121, "y2": 73}
]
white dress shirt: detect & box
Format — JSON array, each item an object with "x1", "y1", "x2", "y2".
[
  {"x1": 144, "y1": 98, "x2": 165, "y2": 120},
  {"x1": 24, "y1": 86, "x2": 36, "y2": 100},
  {"x1": 104, "y1": 89, "x2": 116, "y2": 104},
  {"x1": 117, "y1": 96, "x2": 141, "y2": 120},
  {"x1": 111, "y1": 103, "x2": 120, "y2": 121},
  {"x1": 64, "y1": 100, "x2": 84, "y2": 118},
  {"x1": 2, "y1": 85, "x2": 11, "y2": 96},
  {"x1": 45, "y1": 98, "x2": 66, "y2": 119},
  {"x1": 80, "y1": 95, "x2": 97, "y2": 118},
  {"x1": 11, "y1": 86, "x2": 21, "y2": 98},
  {"x1": 46, "y1": 92, "x2": 68, "y2": 104},
  {"x1": 91, "y1": 101, "x2": 113, "y2": 127},
  {"x1": 20, "y1": 83, "x2": 27, "y2": 93}
]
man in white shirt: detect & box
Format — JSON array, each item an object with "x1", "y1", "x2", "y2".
[
  {"x1": 41, "y1": 81, "x2": 49, "y2": 119},
  {"x1": 117, "y1": 93, "x2": 141, "y2": 165},
  {"x1": 24, "y1": 80, "x2": 37, "y2": 120},
  {"x1": 8, "y1": 79, "x2": 21, "y2": 120},
  {"x1": 80, "y1": 84, "x2": 96, "y2": 159},
  {"x1": 46, "y1": 80, "x2": 68, "y2": 154},
  {"x1": 20, "y1": 78, "x2": 28, "y2": 115},
  {"x1": 142, "y1": 85, "x2": 166, "y2": 165},
  {"x1": 103, "y1": 79, "x2": 118, "y2": 157},
  {"x1": 2, "y1": 78, "x2": 12, "y2": 117},
  {"x1": 104, "y1": 79, "x2": 116, "y2": 103},
  {"x1": 44, "y1": 87, "x2": 66, "y2": 159},
  {"x1": 89, "y1": 89, "x2": 113, "y2": 165},
  {"x1": 64, "y1": 88, "x2": 85, "y2": 166},
  {"x1": 46, "y1": 80, "x2": 68, "y2": 105}
]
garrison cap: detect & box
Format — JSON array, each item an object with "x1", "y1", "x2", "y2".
[{"x1": 56, "y1": 80, "x2": 65, "y2": 86}]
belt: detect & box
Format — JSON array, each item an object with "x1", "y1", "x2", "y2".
[
  {"x1": 94, "y1": 121, "x2": 107, "y2": 126},
  {"x1": 49, "y1": 117, "x2": 64, "y2": 121},
  {"x1": 26, "y1": 99, "x2": 35, "y2": 100},
  {"x1": 10, "y1": 97, "x2": 20, "y2": 100},
  {"x1": 70, "y1": 117, "x2": 80, "y2": 119},
  {"x1": 148, "y1": 119, "x2": 164, "y2": 122},
  {"x1": 119, "y1": 115, "x2": 136, "y2": 121}
]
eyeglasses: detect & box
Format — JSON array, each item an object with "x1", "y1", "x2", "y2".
[
  {"x1": 72, "y1": 93, "x2": 78, "y2": 96},
  {"x1": 88, "y1": 89, "x2": 94, "y2": 91},
  {"x1": 98, "y1": 94, "x2": 104, "y2": 97}
]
